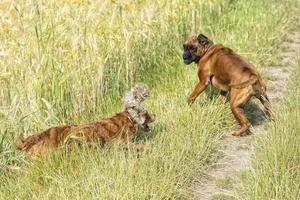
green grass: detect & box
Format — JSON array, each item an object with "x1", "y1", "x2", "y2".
[
  {"x1": 216, "y1": 176, "x2": 233, "y2": 190},
  {"x1": 0, "y1": 0, "x2": 299, "y2": 199},
  {"x1": 241, "y1": 60, "x2": 300, "y2": 200}
]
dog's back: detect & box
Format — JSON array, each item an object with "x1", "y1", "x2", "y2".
[
  {"x1": 16, "y1": 111, "x2": 142, "y2": 157},
  {"x1": 16, "y1": 125, "x2": 75, "y2": 156}
]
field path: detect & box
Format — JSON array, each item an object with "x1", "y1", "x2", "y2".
[{"x1": 194, "y1": 21, "x2": 300, "y2": 200}]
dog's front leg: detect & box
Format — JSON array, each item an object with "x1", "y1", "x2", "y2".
[{"x1": 188, "y1": 80, "x2": 209, "y2": 106}]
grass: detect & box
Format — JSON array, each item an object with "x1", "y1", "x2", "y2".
[
  {"x1": 211, "y1": 194, "x2": 236, "y2": 200},
  {"x1": 241, "y1": 59, "x2": 300, "y2": 200},
  {"x1": 0, "y1": 0, "x2": 299, "y2": 199},
  {"x1": 216, "y1": 176, "x2": 233, "y2": 190}
]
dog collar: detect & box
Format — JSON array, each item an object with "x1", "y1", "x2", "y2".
[
  {"x1": 206, "y1": 44, "x2": 214, "y2": 54},
  {"x1": 199, "y1": 44, "x2": 215, "y2": 61}
]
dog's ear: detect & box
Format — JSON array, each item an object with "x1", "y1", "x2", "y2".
[{"x1": 197, "y1": 34, "x2": 209, "y2": 44}]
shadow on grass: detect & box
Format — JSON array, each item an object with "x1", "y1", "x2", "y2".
[
  {"x1": 245, "y1": 100, "x2": 268, "y2": 126},
  {"x1": 207, "y1": 85, "x2": 269, "y2": 127}
]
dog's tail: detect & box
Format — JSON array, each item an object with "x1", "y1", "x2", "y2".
[
  {"x1": 15, "y1": 135, "x2": 35, "y2": 151},
  {"x1": 15, "y1": 134, "x2": 25, "y2": 150}
]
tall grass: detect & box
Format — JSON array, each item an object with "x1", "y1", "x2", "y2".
[
  {"x1": 242, "y1": 60, "x2": 300, "y2": 200},
  {"x1": 0, "y1": 0, "x2": 298, "y2": 199},
  {"x1": 0, "y1": 0, "x2": 224, "y2": 123}
]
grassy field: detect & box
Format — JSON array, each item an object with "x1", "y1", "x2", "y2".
[
  {"x1": 0, "y1": 0, "x2": 299, "y2": 199},
  {"x1": 242, "y1": 60, "x2": 300, "y2": 200}
]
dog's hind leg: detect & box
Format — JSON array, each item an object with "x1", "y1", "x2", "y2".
[
  {"x1": 253, "y1": 81, "x2": 275, "y2": 119},
  {"x1": 257, "y1": 94, "x2": 274, "y2": 120},
  {"x1": 230, "y1": 87, "x2": 253, "y2": 136},
  {"x1": 218, "y1": 90, "x2": 228, "y2": 104}
]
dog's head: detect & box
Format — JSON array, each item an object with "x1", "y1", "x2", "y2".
[
  {"x1": 139, "y1": 112, "x2": 156, "y2": 133},
  {"x1": 132, "y1": 83, "x2": 150, "y2": 101},
  {"x1": 182, "y1": 34, "x2": 213, "y2": 65}
]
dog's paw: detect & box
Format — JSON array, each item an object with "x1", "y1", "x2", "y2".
[
  {"x1": 218, "y1": 95, "x2": 226, "y2": 104},
  {"x1": 230, "y1": 131, "x2": 243, "y2": 136},
  {"x1": 187, "y1": 97, "x2": 195, "y2": 106},
  {"x1": 135, "y1": 144, "x2": 145, "y2": 152},
  {"x1": 230, "y1": 131, "x2": 238, "y2": 136},
  {"x1": 141, "y1": 124, "x2": 151, "y2": 133}
]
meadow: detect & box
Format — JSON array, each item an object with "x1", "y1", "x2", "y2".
[
  {"x1": 0, "y1": 0, "x2": 299, "y2": 199},
  {"x1": 242, "y1": 60, "x2": 300, "y2": 200}
]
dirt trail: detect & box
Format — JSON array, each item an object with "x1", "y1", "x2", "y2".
[{"x1": 194, "y1": 24, "x2": 300, "y2": 199}]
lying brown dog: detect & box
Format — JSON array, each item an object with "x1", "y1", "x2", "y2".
[
  {"x1": 17, "y1": 110, "x2": 155, "y2": 157},
  {"x1": 17, "y1": 84, "x2": 155, "y2": 157},
  {"x1": 183, "y1": 34, "x2": 273, "y2": 136}
]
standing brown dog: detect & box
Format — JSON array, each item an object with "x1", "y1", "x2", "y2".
[{"x1": 183, "y1": 34, "x2": 273, "y2": 136}]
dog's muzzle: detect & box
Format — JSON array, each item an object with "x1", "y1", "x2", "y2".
[
  {"x1": 183, "y1": 52, "x2": 192, "y2": 64},
  {"x1": 183, "y1": 54, "x2": 199, "y2": 65},
  {"x1": 182, "y1": 48, "x2": 200, "y2": 64}
]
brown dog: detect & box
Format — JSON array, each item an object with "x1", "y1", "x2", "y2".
[
  {"x1": 17, "y1": 110, "x2": 155, "y2": 157},
  {"x1": 183, "y1": 34, "x2": 273, "y2": 136}
]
